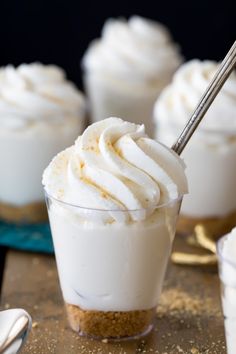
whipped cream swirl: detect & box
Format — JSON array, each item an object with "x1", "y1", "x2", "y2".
[
  {"x1": 0, "y1": 63, "x2": 85, "y2": 129},
  {"x1": 43, "y1": 118, "x2": 187, "y2": 222},
  {"x1": 154, "y1": 60, "x2": 236, "y2": 133},
  {"x1": 83, "y1": 16, "x2": 182, "y2": 84}
]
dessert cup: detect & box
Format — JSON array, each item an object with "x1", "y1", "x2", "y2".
[
  {"x1": 46, "y1": 192, "x2": 182, "y2": 339},
  {"x1": 0, "y1": 122, "x2": 84, "y2": 224},
  {"x1": 177, "y1": 126, "x2": 236, "y2": 236},
  {"x1": 154, "y1": 60, "x2": 236, "y2": 236},
  {"x1": 0, "y1": 63, "x2": 85, "y2": 224},
  {"x1": 157, "y1": 126, "x2": 236, "y2": 237},
  {"x1": 43, "y1": 117, "x2": 187, "y2": 339},
  {"x1": 82, "y1": 16, "x2": 182, "y2": 136},
  {"x1": 217, "y1": 230, "x2": 236, "y2": 354}
]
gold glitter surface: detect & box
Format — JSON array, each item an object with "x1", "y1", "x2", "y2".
[{"x1": 0, "y1": 235, "x2": 226, "y2": 354}]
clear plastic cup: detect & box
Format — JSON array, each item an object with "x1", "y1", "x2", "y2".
[
  {"x1": 217, "y1": 234, "x2": 236, "y2": 354},
  {"x1": 156, "y1": 119, "x2": 236, "y2": 237},
  {"x1": 45, "y1": 192, "x2": 182, "y2": 340}
]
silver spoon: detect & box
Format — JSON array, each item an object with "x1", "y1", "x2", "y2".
[
  {"x1": 0, "y1": 309, "x2": 31, "y2": 354},
  {"x1": 172, "y1": 41, "x2": 236, "y2": 155}
]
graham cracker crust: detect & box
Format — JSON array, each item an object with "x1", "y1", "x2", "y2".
[
  {"x1": 0, "y1": 201, "x2": 48, "y2": 224},
  {"x1": 65, "y1": 303, "x2": 155, "y2": 339},
  {"x1": 177, "y1": 210, "x2": 236, "y2": 237}
]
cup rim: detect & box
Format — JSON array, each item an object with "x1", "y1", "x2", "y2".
[
  {"x1": 44, "y1": 190, "x2": 183, "y2": 213},
  {"x1": 217, "y1": 233, "x2": 236, "y2": 268}
]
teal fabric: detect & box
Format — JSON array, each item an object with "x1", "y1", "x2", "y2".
[{"x1": 0, "y1": 221, "x2": 54, "y2": 253}]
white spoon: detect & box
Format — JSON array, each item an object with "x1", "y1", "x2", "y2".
[{"x1": 0, "y1": 309, "x2": 31, "y2": 354}]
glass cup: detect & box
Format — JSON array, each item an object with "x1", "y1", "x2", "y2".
[
  {"x1": 156, "y1": 119, "x2": 236, "y2": 237},
  {"x1": 45, "y1": 192, "x2": 182, "y2": 340},
  {"x1": 0, "y1": 118, "x2": 85, "y2": 225},
  {"x1": 217, "y1": 234, "x2": 236, "y2": 354}
]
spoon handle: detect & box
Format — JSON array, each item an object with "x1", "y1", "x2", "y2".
[
  {"x1": 0, "y1": 310, "x2": 31, "y2": 353},
  {"x1": 172, "y1": 41, "x2": 236, "y2": 155}
]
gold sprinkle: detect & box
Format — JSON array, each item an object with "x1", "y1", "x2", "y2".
[
  {"x1": 101, "y1": 192, "x2": 108, "y2": 199},
  {"x1": 115, "y1": 148, "x2": 122, "y2": 156},
  {"x1": 32, "y1": 322, "x2": 39, "y2": 329}
]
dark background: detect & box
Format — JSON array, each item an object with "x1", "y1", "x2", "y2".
[{"x1": 0, "y1": 0, "x2": 235, "y2": 89}]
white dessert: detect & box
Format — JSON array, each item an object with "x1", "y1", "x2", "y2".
[
  {"x1": 0, "y1": 63, "x2": 85, "y2": 207},
  {"x1": 43, "y1": 117, "x2": 187, "y2": 312},
  {"x1": 154, "y1": 60, "x2": 236, "y2": 219},
  {"x1": 218, "y1": 228, "x2": 236, "y2": 354},
  {"x1": 83, "y1": 16, "x2": 182, "y2": 136}
]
